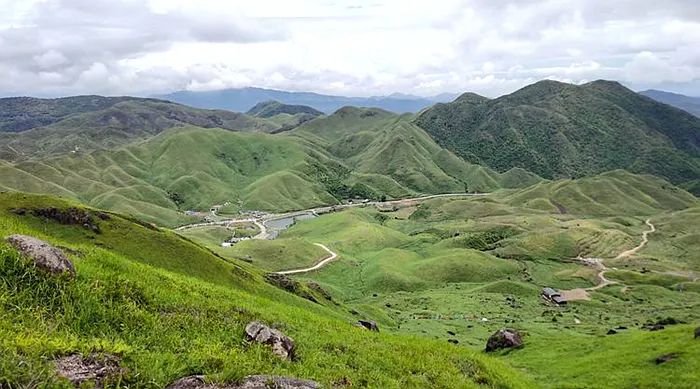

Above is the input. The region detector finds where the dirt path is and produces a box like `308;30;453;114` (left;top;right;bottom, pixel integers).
560;219;655;301
615;219;655;259
274;243;338;275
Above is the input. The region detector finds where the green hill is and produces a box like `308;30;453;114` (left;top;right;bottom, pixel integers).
415;80;700;193
0;97;283;161
247;100;323;118
0;108;541;227
0;192;532;388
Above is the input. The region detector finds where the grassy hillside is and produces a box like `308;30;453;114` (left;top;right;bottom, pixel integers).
0;192;533;388
247;100;323;118
0;110;541;227
415;80;700;193
230;172;699;388
0;98;282;161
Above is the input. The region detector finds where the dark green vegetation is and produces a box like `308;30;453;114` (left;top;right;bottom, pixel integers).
0;192;532;388
415;80;700;194
0;96;290;161
247;100;323;118
0;107;539;227
242;171;700;388
641;90;700;118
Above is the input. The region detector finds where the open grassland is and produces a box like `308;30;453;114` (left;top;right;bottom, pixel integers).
235;172;700;388
0;192;533;388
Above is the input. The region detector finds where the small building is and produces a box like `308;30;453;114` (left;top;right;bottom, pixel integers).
541;287;567;305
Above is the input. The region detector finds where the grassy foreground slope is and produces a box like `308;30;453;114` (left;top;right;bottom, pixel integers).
241;172;700;388
0;192;532;388
415;80;700;192
0;109;541;227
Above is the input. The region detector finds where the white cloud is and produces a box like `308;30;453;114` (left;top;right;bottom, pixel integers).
0;0;698;97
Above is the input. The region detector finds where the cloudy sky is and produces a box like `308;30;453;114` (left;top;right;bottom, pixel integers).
0;0;699;97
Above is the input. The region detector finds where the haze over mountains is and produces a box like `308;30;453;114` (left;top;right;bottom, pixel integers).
640;90;700;118
156;87;457;114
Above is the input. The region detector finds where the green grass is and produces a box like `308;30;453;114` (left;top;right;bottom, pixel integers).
0;192;533;388
222;173;700;388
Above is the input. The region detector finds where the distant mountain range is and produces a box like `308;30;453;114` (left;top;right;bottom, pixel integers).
640;89;700;118
415;80;700;193
155;87;458;114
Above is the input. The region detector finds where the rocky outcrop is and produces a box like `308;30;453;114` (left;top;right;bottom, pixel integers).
55;353;123;387
357;320;379;332
485;328;523;352
31;207;107;233
6;234;75;276
166;375;320;389
244;322;296;360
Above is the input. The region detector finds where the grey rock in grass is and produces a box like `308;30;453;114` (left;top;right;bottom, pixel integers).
695;327;700;339
654;353;678;365
356;320;379;332
244;321;296;360
166;375;320;389
6;234;75;277
55;353;122;387
485;328;523;352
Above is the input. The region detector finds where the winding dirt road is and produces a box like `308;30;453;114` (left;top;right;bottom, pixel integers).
274;243;338;275
560;219;655;301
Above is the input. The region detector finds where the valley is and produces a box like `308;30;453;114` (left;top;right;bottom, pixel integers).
0;79;699;388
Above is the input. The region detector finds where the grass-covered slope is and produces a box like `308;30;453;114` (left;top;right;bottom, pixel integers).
0;192;532;388
239;171;699;388
247;100;323;118
0;98;282;161
415;80;700;192
0;109;541;227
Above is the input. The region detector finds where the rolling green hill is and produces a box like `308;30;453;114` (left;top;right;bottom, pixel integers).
241;171;699;388
0;108;541;227
0;97;283;161
415;80;700;193
247;100;323;118
0;192;533;388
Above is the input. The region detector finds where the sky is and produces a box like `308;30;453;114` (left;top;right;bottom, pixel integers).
0;0;699;98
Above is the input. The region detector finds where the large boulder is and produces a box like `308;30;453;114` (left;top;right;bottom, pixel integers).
357;320;379;332
166;375;320;389
244;322;295;360
485;328;523;352
6;234;75;277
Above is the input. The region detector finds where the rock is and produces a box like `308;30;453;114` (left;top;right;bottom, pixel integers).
6;235;75;277
654;353;678;365
448;339;459;344
55;353;122;387
357;320;379;332
447;330;456;336
244;321;295;360
166;375;320;389
485;328;523;352
642;324;665;331
695;327;700;339
607;329;618;335
31;207;103;233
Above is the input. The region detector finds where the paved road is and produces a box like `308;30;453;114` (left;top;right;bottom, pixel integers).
274;243;338;275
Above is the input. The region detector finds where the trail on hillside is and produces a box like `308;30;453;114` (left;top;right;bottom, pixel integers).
560;219;655;301
274;243;338;275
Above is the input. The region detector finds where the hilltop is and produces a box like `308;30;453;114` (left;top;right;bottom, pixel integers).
247;100;323;118
0;107;540;226
0;97;285;161
415;80;700;193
